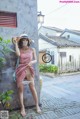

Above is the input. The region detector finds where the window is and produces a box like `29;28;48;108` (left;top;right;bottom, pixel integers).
50;51;54;64
51;55;54;64
0;11;17;28
60;52;66;57
69;55;73;62
69;55;74;62
69;55;71;62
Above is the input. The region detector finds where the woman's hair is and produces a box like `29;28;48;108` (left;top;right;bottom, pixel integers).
18;38;30;49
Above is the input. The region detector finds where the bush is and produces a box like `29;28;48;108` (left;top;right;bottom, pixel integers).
0;90;14;109
39;64;58;73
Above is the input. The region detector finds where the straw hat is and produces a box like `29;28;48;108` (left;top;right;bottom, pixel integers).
12;34;34;44
19;34;32;43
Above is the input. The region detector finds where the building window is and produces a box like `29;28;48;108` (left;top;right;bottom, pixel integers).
50;51;54;64
51;55;54;64
0;11;17;28
60;52;66;57
69;55;73;62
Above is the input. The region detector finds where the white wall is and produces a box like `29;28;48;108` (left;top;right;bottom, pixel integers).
49;48;59;66
59;47;80;62
58;47;80;71
39;38;58;65
39;38;56;50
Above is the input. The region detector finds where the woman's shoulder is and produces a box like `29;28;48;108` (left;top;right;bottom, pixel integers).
30;47;35;52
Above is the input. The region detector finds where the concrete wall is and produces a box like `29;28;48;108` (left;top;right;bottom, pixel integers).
0;0;40;110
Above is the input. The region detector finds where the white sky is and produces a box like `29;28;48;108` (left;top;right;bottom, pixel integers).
37;0;80;30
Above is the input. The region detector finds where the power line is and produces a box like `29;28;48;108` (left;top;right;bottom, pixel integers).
45;3;67;16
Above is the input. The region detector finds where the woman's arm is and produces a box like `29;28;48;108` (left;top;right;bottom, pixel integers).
32;48;37;64
28;48;37;66
13;37;20;56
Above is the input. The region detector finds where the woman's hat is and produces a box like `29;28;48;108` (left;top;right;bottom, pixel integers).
19;34;32;43
12;33;34;44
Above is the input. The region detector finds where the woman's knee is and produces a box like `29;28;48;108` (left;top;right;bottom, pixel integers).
18;83;24;92
29;82;35;90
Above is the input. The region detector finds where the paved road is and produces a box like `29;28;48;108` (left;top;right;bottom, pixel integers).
41;74;80;102
37;74;80;119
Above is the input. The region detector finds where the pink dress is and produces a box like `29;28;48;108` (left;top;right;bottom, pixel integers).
16;48;35;87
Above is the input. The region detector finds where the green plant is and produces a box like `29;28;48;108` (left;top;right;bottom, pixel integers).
0;37;15;72
0;37;15;82
0;37;14;54
0;90;14;109
0;37;14;109
0;58;6;70
39;64;58;73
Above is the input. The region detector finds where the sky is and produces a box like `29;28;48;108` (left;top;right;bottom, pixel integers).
37;0;80;30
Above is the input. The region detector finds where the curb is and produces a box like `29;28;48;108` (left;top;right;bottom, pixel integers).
40;71;80;78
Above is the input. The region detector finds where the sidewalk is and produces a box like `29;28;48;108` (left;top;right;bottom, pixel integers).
40;71;80;78
9;73;80;119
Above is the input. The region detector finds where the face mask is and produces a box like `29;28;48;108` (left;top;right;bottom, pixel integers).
22;40;28;46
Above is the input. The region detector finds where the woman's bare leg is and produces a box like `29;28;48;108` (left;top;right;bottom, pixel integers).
28;77;41;113
25;68;41;113
18;83;26;116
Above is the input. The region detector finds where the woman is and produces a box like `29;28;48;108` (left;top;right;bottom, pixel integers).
12;34;41;117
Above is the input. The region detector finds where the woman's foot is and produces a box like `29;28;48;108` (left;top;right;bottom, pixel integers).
36;105;41;114
20;107;26;117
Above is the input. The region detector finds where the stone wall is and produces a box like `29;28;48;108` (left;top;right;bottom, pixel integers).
0;0;40;110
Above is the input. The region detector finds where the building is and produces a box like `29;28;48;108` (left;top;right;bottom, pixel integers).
60;28;80;43
39;26;80;73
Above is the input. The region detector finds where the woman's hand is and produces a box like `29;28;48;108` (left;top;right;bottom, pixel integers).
28;60;37;67
28;61;33;67
12;37;17;44
12;37;20;56
12;37;19;45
